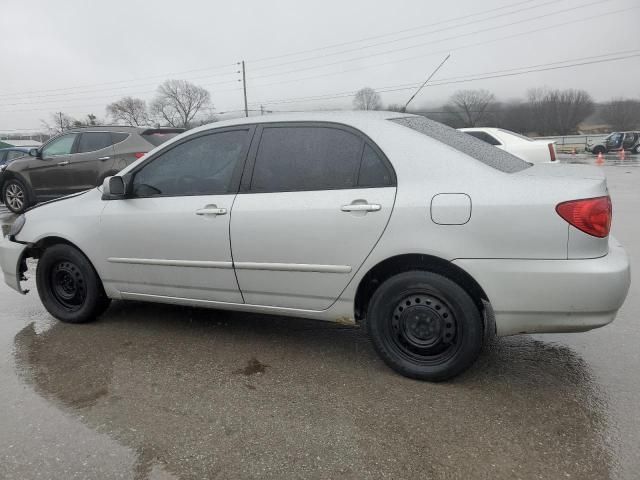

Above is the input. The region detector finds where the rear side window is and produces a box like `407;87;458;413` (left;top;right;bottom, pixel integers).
132;130;248;197
112;133;129;144
391;117;530;173
251;126;363;192
77;132;112;153
142;132;182;147
465;131;501;146
358;144;393;187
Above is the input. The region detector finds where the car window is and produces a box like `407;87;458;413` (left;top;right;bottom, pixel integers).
112;132;129;144
251;126;363;192
465;131;502;146
132;130;248;197
77;132;113;153
391;117;530;173
6;150;28;161
358;144;393;187
41;134;78;157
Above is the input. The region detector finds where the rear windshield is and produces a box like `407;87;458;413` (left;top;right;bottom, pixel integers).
390;117;531;173
141;132;182;147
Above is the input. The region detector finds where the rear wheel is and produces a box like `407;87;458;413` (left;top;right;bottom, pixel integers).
36;244;110;323
592;146;606;155
366;271;483;381
633;145;640;155
2;179;30;213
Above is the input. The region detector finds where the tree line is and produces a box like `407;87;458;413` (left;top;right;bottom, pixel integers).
353;86;640;136
24;80;640;138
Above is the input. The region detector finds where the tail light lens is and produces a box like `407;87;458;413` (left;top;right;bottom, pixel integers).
556;196;612;238
134;152;146;159
548;143;556;162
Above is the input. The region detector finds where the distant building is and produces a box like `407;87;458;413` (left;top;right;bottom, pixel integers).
0;139;42;147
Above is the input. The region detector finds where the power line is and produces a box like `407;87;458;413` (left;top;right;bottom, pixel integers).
248;0;562;73
247;0;542;64
247;0;613;82
248;52;640;107
245;3;638;92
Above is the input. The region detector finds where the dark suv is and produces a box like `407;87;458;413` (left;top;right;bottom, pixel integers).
1;126;183;213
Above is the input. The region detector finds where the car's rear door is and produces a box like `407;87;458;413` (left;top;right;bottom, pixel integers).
67;132;116;191
98;127;253;303
230;122;396;310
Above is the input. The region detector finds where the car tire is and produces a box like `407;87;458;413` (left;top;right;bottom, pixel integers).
36;244;111;324
366;271;483;381
2;178;30;213
633;145;640;155
592;146;606;155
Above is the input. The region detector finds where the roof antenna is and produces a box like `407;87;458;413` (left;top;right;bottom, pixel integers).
401;54;451;113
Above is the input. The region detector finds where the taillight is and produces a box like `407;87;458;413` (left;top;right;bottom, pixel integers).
548;143;556;162
134;152;146;159
556;196;612;238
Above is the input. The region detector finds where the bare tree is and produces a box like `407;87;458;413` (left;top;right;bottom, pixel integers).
40;112;76;134
600;97;640;131
443;89;496;127
386;103;405;112
150;80;212;128
353;87;382;110
107;97;149;126
527;88;594;135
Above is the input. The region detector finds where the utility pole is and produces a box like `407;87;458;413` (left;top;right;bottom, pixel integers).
402;54;451;113
241;60;248;118
260;105;265;116
58;112;64;132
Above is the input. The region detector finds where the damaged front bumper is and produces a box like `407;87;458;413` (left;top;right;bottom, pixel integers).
0;235;28;294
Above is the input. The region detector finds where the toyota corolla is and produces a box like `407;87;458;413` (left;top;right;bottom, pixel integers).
0;112;631;381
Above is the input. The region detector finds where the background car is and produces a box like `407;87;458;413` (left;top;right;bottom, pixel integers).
459;127;557;163
586;131;640;154
0;147;37;207
0;126;183;213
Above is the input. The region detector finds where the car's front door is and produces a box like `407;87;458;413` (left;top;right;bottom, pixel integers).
28;133;79;199
98;127;253;303
230;123;396;310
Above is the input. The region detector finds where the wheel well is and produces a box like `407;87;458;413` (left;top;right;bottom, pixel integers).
354;254;490;323
26;236;83;259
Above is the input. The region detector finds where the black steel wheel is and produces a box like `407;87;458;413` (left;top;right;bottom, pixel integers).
37;244;110;323
367;271;483;381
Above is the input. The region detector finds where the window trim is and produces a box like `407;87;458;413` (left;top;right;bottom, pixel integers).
239;121;396;194
125;125;256;199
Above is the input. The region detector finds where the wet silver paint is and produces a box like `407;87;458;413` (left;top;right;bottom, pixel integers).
0;153;638;479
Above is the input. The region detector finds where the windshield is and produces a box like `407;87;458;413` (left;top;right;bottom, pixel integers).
391;117;531;173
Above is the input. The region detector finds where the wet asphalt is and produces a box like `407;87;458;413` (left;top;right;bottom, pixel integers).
0;153;638;480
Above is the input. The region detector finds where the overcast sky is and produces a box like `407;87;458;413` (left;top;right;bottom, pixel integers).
1;0;638;131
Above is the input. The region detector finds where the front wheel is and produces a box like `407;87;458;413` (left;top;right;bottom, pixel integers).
36;244;111;323
2;179;30;213
367;271;483;381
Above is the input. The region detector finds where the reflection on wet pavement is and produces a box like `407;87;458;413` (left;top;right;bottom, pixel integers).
12;301;612;479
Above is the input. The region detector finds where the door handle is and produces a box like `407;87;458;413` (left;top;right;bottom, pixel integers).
341;203;381;212
98;156;111;161
195;205;227;216
57;161;70;166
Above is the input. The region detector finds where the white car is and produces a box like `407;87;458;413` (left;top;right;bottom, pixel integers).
0;112;630;381
459;127;557;163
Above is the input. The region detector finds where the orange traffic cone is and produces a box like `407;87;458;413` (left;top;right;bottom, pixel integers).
596;152;604;165
618;149;625;161
572;147;577;155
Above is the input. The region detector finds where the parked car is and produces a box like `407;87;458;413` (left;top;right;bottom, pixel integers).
586;131;640;154
459;127;557;163
0;112;630;381
0;126;184;213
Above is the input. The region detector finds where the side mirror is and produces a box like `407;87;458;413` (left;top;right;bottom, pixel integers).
29;148;41;158
102;176;126;200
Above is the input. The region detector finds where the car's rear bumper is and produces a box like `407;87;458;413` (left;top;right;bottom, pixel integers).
453;237;631;336
0;236;28;294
